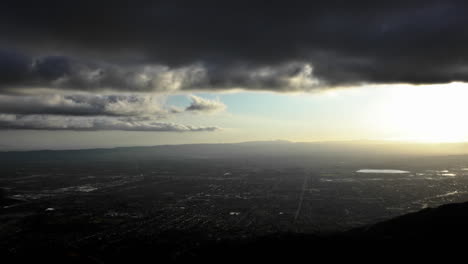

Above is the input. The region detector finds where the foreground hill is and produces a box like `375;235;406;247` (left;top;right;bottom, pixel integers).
189;201;468;261
343;201;468;240
4;200;467;263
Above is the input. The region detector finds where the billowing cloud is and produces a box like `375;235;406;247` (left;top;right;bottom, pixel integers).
0;51;320;92
0;93;224;131
0;94;169;117
0;93;226;116
0;52;207;92
0;114;219;132
2;0;468;91
185;95;226;113
2;1;467;133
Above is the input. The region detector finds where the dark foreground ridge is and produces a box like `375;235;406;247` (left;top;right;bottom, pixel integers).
3;200;468;263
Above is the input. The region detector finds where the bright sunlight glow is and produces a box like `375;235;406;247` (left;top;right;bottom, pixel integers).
379;82;468;142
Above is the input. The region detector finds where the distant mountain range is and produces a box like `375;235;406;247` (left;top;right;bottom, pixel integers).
3;140;468;160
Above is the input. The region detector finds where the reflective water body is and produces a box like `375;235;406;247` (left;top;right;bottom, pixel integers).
356;169;410;174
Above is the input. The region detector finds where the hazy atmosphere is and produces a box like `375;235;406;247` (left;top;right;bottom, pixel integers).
2;1;468;262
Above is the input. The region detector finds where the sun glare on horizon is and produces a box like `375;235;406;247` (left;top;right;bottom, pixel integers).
379;82;468;143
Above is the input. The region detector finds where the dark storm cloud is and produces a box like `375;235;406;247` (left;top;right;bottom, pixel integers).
0;50;319;92
0;50;207;92
1;0;468;90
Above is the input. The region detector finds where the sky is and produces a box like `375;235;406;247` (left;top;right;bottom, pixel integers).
1;1;468;150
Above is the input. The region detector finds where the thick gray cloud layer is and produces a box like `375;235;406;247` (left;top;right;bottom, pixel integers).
1;0;468;91
0;52;207;92
0;1;466;132
0;52;320;92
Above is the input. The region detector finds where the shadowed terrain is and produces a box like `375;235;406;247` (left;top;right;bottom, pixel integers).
1;141;468;262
